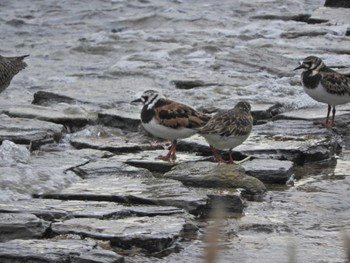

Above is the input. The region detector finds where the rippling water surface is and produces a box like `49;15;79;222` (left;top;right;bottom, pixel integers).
1;0;350;262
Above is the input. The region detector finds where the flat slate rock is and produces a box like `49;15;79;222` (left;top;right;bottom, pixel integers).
42;175;208;215
70;156;154;178
98;108;141;132
69;135;163;153
324;0;350;8
309;6;350;24
242;120;341;164
242;159;294;184
52;215;193;252
30;148;113;172
0;213;49;242
164;161;266;195
119;150;209;173
0;199;186;221
0;239;123;263
0;166;79;201
4;104;97;127
0;115;64;147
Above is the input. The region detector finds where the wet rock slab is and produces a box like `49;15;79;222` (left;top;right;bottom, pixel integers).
0;239;123;263
98;108;140;131
164;161;266;195
244;120;341;164
309;6;350;24
69;156;154;178
69;134;162;153
0;213;49;242
30;148;113;173
3;104;97;128
242;159;294;184
0;115;64;146
0;199;186;221
52;215;194;252
325;0;350;8
119;150;209;173
41;175;208;215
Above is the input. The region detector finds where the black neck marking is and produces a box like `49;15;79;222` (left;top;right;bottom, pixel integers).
302;71;322;89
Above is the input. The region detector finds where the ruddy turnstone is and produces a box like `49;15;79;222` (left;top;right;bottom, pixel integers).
198;101;253;164
132;89;210;161
294;56;350;128
0;54;29;93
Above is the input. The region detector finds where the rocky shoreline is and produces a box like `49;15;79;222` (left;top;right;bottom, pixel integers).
0;87;348;262
1;1;350;262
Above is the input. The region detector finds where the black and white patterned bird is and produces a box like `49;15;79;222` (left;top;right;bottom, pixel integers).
294;56;350;128
132;89;210;161
0;54;29;93
198;101;253;164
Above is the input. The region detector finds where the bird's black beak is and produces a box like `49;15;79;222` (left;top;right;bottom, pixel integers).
294;62;305;71
131;98;142;104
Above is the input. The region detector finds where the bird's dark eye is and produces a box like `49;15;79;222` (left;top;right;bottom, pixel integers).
142;96;148;101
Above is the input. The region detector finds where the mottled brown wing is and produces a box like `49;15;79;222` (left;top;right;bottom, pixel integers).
321;71;350;95
0;55;28;93
154;99;210;129
200;108;253;137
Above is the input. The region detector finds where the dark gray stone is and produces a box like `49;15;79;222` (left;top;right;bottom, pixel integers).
0;239;123;263
52;215;195;252
171;79;207;89
69;134;162;154
281;29;328;39
325;0;350;8
0;199;186;221
98;108;141;132
245;120;342;164
0;115;64;148
41;175;208;215
251;14;311;22
70;156;154;178
32;90;87;106
0;213;49;241
242;159;294;184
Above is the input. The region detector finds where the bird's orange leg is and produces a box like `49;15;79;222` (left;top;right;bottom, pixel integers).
160;140;177;161
324;105;332;128
210;145;226;163
227;148;236;164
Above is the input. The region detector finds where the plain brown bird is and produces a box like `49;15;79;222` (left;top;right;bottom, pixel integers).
0;54;29;93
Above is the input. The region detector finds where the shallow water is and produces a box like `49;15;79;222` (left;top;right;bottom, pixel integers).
1;0;350;262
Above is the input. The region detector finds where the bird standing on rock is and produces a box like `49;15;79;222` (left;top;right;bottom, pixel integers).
198;101;253;164
294;56;350;128
132;89;211;161
0;54;29;93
